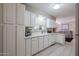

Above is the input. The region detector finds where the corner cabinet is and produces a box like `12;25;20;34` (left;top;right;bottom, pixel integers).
56;34;65;45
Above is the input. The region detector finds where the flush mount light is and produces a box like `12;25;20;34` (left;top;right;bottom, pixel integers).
53;4;60;9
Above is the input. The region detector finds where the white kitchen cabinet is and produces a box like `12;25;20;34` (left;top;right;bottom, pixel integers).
30;12;37;27
36;15;46;26
52;34;56;44
32;37;39;55
46;18;52;28
0;24;3;56
16;4;25;25
0;4;3;24
53;21;57;28
17;25;25;56
48;35;53;46
46;18;56;28
25;38;32;56
48;34;56;46
24;10;31;26
43;36;49;48
3;3;16;24
56;34;65;45
38;37;44;51
3;24;16;56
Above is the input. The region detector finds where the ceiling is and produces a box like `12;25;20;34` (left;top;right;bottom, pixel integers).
27;3;76;18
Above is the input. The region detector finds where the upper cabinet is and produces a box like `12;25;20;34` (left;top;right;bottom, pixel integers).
30;12;37;27
24;10;31;26
46;18;56;28
0;4;3;24
24;10;37;27
16;4;25;25
2;3;26;25
36;15;46;26
3;3;16;24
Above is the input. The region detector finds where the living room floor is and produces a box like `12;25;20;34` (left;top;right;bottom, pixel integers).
35;40;75;56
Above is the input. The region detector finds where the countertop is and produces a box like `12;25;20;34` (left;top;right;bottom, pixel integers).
25;32;64;39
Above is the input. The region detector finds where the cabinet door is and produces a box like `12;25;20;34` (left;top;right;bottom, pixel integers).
32;37;38;55
30;12;37;27
3;24;16;56
44;36;48;48
25;38;31;56
48;35;52;46
0;4;3;24
17;4;25;25
52;20;56;28
46;18;51;28
48;35;55;46
38;37;44;51
51;35;56;44
24;10;31;26
56;34;65;45
17;25;25;56
0;24;3;56
3;3;16;24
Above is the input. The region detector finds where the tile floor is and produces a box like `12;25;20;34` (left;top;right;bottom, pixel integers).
35;42;75;56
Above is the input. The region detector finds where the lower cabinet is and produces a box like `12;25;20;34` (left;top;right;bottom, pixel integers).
25;38;32;56
3;24;16;56
43;36;49;48
48;35;53;46
51;35;56;44
48;35;56;46
0;24;3;56
38;37;44;51
32;37;39;55
25;34;57;56
56;34;65;45
17;25;25;56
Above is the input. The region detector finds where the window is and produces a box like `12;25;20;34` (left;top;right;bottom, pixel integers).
62;24;69;30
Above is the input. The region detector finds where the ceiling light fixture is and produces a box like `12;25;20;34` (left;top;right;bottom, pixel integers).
53;4;60;10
